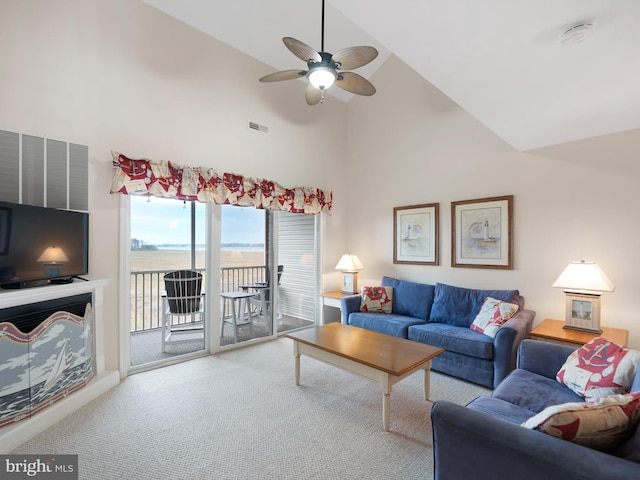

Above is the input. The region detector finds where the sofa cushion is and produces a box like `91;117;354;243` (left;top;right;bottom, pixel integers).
493;369;585;413
359;286;393;313
467;395;537;425
522;392;640;451
470;297;520;337
431;351;494;388
408;323;494;359
557;337;640;399
347;312;426;338
381;276;435;320
429;283;520;327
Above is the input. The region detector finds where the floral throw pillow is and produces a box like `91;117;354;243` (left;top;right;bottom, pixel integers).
469;297;519;338
359;286;393;314
556;337;640;399
522;392;640;451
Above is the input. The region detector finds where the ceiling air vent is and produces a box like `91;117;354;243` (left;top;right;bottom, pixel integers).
249;121;269;134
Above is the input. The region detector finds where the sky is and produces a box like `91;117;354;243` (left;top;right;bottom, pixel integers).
130;196;265;246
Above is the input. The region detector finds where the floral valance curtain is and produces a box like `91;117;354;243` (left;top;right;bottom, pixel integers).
110;151;332;214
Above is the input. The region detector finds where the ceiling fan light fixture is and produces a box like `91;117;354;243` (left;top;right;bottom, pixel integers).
308;66;336;90
259;0;377;104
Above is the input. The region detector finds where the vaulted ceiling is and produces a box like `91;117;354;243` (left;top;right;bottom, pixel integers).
142;0;640;152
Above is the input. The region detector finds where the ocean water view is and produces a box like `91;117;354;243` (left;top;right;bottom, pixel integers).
154;244;264;253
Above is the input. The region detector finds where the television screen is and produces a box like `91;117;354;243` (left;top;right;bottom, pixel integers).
0;201;89;288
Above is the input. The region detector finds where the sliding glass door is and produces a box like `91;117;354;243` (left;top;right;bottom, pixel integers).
125;198;321;363
218;207;319;347
219;206;269;346
129;196;206;367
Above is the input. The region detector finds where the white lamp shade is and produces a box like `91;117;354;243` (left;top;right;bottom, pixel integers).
37;246;69;264
308;67;336;90
335;254;364;272
552;261;615;294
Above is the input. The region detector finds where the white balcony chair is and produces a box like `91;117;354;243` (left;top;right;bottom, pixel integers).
247;265;283;327
161;270;205;352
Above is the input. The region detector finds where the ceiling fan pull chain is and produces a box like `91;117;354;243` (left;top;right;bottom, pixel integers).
320;0;325;52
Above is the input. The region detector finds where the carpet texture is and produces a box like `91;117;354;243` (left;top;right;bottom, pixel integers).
12;338;490;479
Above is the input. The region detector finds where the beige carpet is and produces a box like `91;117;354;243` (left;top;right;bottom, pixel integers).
12;338;490;479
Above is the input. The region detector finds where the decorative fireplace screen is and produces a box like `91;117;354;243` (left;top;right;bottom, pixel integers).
0;293;95;428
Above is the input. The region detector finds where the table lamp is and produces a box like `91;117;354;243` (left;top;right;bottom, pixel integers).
38;246;69;278
335;254;364;294
552;260;615;333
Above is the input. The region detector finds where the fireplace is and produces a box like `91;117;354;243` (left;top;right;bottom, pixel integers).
0;279;118;452
0;293;95;428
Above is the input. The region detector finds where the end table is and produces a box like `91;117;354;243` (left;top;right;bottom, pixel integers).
319;291;351;324
530;318;629;347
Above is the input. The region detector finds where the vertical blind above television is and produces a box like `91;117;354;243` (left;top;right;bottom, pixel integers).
0;129;88;211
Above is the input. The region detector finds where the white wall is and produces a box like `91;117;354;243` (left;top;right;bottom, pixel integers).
347;54;640;349
0;0;349;370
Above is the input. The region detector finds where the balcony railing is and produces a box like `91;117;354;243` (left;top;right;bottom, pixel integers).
130;266;266;333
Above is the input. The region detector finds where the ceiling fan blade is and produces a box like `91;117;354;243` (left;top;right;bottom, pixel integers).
259;69;307;83
336;72;376;96
283;37;322;64
305;84;323;106
332;46;378;70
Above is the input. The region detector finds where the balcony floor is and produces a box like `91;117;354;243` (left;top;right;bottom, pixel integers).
130;314;314;366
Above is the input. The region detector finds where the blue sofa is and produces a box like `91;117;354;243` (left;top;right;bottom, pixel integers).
431;340;640;479
341;276;536;388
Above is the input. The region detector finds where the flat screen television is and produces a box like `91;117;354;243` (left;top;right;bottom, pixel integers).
0;201;89;289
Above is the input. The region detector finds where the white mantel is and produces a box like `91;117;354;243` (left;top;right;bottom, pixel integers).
0;278;120;452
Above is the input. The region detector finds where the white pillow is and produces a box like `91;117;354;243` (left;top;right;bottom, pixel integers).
522;392;640;451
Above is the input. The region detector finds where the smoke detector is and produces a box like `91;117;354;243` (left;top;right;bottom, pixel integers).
561;20;595;46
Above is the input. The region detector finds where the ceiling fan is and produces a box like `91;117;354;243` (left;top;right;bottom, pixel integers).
259;0;378;105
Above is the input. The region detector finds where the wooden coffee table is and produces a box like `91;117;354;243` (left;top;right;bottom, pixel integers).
285;323;444;431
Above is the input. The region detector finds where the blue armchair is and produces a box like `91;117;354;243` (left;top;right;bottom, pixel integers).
431;340;640;479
